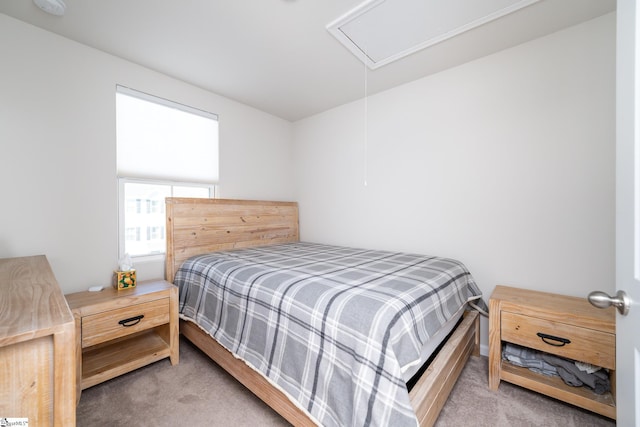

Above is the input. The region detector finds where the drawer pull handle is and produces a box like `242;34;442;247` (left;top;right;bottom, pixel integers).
537;332;571;347
118;314;144;327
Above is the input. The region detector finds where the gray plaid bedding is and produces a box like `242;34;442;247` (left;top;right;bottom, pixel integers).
175;242;484;427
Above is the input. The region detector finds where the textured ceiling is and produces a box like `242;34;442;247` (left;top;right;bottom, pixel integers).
0;0;616;121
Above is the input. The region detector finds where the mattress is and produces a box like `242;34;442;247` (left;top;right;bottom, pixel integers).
175;242;484;427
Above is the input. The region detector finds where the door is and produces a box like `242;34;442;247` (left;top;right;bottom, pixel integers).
616;0;640;425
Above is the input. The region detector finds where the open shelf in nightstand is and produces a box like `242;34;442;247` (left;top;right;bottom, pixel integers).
81;328;172;389
500;359;616;412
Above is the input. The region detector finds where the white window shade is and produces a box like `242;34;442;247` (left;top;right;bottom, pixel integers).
116;85;219;184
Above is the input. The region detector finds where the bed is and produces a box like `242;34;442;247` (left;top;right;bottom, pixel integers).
165;197;483;426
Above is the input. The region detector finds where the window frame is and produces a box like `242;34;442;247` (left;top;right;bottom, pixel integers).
117;177;216;262
115;85;219;262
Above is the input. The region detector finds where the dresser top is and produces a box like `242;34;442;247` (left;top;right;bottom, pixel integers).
0;255;74;346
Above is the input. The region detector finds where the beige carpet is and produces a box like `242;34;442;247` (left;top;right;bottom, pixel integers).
76;337;615;426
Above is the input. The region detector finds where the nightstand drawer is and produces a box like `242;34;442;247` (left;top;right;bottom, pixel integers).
501;311;615;369
81;298;170;348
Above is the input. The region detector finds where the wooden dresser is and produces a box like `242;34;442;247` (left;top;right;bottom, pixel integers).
488;285;616;419
0;255;76;426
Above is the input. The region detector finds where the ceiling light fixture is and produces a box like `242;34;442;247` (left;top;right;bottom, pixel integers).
33;0;66;16
327;0;540;69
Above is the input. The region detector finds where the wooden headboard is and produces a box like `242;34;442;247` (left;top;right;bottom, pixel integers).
165;198;299;283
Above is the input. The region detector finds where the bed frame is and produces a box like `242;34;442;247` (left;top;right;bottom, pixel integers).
165;197;480;426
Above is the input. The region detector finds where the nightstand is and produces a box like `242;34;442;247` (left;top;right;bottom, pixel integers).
66;279;179;401
488;285;616;419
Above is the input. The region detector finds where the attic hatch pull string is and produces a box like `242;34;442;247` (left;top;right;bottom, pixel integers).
363;47;369;188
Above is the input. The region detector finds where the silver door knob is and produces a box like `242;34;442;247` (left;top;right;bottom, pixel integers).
588;290;630;316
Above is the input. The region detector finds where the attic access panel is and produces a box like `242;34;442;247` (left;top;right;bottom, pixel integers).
327;0;540;69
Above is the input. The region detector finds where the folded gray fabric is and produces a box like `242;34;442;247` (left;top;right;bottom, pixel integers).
542;353;611;394
553;365;584;387
502;343;558;377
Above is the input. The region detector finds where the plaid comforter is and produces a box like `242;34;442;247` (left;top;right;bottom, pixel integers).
175;242;483;427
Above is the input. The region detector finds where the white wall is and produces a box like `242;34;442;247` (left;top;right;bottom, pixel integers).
0;14;294;293
292;13;616;352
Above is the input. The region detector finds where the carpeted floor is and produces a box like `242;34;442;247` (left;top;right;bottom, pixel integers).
76;337;615;426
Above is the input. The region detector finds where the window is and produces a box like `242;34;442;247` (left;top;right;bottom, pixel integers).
116;86;218;258
118;180;212;256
